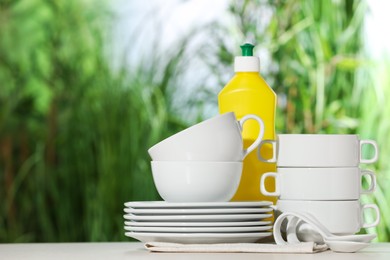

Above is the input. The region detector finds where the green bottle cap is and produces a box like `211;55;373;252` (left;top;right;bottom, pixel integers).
240;43;254;56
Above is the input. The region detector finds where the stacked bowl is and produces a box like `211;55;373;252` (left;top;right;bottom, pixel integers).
147;112;265;203
258;134;380;241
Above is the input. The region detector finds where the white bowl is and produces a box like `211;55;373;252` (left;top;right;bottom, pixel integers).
148;112;264;161
151;161;243;202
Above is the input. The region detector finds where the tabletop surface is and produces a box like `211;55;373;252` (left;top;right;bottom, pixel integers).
1;242;390;260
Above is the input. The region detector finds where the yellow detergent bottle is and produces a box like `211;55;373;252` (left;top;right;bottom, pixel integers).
218;43;277;202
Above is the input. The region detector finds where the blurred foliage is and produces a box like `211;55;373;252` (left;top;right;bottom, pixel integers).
358;58;390;242
207;0;367;134
0;0;389;242
0;0;191;242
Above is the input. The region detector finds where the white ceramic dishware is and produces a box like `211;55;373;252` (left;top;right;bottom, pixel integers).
124;225;273;233
151;161;242;202
258;134;378;167
124;213;272;222
148;112;265;161
124;207;272;215
324;240;370;253
124;220;272;227
277;212;376;243
260;167;376;200
125;231;272;244
124;201;273;209
275;200;380;235
273;212;374;253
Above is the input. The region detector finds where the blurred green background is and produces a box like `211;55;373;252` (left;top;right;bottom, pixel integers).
1;0;389;242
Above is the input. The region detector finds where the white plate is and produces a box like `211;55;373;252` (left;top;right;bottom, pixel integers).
125;201;273;209
124;207;273;215
124;225;273;233
125;231;272;243
124;213;272;222
124;220;272;227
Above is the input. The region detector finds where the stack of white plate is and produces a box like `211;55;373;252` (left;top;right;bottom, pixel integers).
124;201;274;243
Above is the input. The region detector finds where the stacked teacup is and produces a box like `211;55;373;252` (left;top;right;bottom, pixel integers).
258;134;380;241
148;112;265;203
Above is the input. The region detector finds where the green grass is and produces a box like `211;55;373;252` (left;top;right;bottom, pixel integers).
0;0;193;242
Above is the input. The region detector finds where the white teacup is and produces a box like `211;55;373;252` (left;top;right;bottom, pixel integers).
148;112;265;161
260;167;376;200
275;200;380;235
258;134;378;167
151;161;243;202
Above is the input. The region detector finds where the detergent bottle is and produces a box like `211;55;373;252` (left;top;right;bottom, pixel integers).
218;43;277;202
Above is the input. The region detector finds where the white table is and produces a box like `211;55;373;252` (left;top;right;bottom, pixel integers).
1;242;390;259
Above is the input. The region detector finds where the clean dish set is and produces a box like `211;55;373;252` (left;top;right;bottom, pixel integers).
258;134;380;252
124;112;275;243
124;44;381;253
260;135;380;239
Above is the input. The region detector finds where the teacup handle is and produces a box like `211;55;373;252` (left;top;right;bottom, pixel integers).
360;169;376;194
240;115;265;159
260;172;280;196
360;140;379;164
257;140;277;163
362;204;380;228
